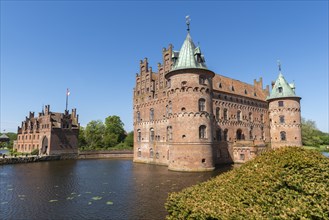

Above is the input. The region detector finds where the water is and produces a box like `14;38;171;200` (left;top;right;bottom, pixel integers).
0;159;232;220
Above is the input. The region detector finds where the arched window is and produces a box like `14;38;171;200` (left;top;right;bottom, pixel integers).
216;129;222;141
137;148;141;157
168;101;172;114
216;107;220;120
237;110;241;122
137;129;141;142
223;108;228;120
150;148;154;158
236;129;242;140
279;115;285;124
167;126;172;141
199;76;206;84
249;127;253;140
137;111;141;123
199;99;205;111
199;125;206;139
224;129;228;141
150;128;154;142
150;108;154;121
280;131;286;141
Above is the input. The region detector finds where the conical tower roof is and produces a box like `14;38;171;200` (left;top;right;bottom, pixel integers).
267;71;299;101
171;32;207;71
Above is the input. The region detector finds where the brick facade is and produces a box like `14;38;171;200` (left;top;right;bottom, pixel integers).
133;30;302;171
14;105;79;157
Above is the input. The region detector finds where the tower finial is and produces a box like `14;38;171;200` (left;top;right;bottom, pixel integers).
185;15;191;32
277;60;282;72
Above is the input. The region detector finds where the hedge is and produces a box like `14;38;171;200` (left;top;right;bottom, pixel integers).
166;147;329;219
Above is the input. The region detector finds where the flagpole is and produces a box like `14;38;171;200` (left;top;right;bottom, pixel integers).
66;88;69;112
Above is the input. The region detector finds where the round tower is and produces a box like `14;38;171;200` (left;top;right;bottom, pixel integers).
165;21;215;171
267;65;302;149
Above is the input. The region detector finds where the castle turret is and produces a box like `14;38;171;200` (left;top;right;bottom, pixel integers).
267;63;302;148
165;18;215;171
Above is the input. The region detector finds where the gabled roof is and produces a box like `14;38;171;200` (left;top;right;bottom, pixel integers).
267;72;298;101
171;32;207;71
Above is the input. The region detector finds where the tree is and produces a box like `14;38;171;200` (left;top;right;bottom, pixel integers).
104;115;126;148
0;132;17;149
124;131;134;148
85;120;105;149
78;126;87;149
302;118;327;147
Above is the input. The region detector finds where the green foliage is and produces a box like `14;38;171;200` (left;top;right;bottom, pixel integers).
31;148;39;155
124;131;134;148
0;132;17;149
302;118;329;147
79;116;132;151
166;147;329;219
85;120;105;149
104;115;126;147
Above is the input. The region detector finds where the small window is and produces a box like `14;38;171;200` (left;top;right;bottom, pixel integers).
278;101;284;107
244;89;248;94
219;83;222;88
240;154;245;160
150;108;154;121
224;129;228;141
279;115;285;124
199;76;206;84
216;129;222;141
199;99;206;111
150;128;154;142
248;112;252;121
249;127;253;140
278;87;283;93
223;108;228;120
260;114;264;123
199;125;206;139
181;81;187;87
137;111;141;123
231;86;235;91
280;131;286;141
216;107;220;120
137;129;141;142
150;148;154;158
237;110;242;122
168;101;172;114
167;126;172;140
167;79;171;88
138;148;141;157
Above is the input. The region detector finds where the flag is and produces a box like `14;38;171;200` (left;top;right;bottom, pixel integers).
66;88;70;96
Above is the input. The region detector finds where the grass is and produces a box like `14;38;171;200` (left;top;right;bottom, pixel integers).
303;145;329;152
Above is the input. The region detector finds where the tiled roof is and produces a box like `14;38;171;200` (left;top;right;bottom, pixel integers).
267;72;298;100
171;32;207;71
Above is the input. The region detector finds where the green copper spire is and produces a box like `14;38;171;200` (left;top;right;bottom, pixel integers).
267;62;298;101
171;17;207;71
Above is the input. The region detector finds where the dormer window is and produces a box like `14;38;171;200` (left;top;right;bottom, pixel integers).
219;83;222;88
199;76;206;85
278;87;283;93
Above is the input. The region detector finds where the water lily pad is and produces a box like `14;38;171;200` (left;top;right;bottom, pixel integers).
49;200;58;203
66;197;74;200
91;196;102;201
1;202;8;205
106;201;113;205
88;202;92;205
18;195;26;198
71;192;76;195
8;188;13;191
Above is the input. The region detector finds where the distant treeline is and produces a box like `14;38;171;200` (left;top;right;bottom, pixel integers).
302;118;329;147
78;115;133;151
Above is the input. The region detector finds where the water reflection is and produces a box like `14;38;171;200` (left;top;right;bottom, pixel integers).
0;159;232;220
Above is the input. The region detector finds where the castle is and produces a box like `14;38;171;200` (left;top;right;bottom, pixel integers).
13;105;79;157
133;22;302;171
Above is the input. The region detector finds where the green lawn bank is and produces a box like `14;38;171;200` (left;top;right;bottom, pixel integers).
166;147;329;219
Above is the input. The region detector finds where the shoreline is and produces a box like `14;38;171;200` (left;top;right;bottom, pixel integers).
0;150;133;165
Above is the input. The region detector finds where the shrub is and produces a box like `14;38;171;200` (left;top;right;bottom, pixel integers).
31;149;39;155
166;147;329;219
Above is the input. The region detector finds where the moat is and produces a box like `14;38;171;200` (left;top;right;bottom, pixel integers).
0;159;232;220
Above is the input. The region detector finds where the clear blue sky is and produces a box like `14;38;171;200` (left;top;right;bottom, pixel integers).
1;1;328;133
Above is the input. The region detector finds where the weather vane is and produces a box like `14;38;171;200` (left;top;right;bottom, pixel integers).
277;60;282;72
186;15;191;32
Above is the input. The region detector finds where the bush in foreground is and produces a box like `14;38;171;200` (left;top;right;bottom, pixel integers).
166;147;329;219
